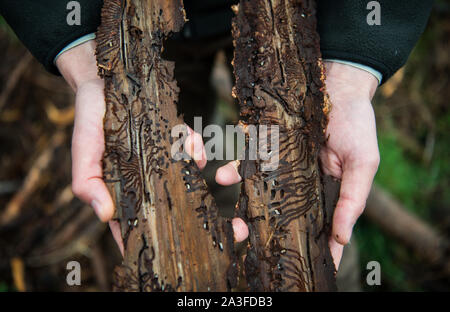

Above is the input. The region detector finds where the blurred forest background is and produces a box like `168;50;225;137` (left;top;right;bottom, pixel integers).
0;2;449;291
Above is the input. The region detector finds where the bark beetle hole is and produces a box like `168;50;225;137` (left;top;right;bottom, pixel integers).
127;218;138;228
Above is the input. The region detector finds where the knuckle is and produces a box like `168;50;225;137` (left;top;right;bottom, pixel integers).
368;154;380;169
359;152;380;171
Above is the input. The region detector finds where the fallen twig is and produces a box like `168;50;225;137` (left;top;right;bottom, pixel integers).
0;52;33;113
0;131;66;227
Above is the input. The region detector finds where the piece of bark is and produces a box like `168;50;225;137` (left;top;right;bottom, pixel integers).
96;0;236;291
232;0;338;291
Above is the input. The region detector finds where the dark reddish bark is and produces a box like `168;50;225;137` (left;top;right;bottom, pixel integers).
231;0;338;291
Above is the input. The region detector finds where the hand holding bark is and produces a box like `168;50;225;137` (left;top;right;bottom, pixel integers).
216;61;380;270
320;61;380;268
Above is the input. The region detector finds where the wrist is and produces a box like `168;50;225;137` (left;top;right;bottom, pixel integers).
56;40;99;92
324;61;378;100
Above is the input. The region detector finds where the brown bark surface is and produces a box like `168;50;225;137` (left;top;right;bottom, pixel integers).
232;0;338;291
95;0;236;291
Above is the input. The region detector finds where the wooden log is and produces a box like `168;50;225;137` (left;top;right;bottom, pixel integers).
95;0;236;291
232;0;338;291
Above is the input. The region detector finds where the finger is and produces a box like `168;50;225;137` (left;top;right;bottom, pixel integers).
109;220;124;257
232;218;249;242
216;161;242;186
71;80;114;222
332;159;378;245
328;236;344;270
184;126;207;170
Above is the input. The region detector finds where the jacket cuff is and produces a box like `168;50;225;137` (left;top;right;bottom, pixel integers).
54;33;96;65
324;59;383;85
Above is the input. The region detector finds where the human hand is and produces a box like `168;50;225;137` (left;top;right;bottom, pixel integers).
215;61;380;269
319;61;379;268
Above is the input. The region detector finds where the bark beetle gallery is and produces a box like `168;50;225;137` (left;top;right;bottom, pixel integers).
95;0;340;292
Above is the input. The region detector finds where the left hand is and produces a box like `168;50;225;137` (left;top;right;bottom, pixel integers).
56;41;209;256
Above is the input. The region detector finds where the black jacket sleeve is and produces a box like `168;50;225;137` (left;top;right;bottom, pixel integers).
317;0;433;82
0;0;103;75
0;0;434;82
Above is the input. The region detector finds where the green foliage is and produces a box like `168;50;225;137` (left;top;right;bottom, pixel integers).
356;131;424;291
354;6;450;290
0;16;18;41
0;281;9;292
356;96;450;292
375;132;434;218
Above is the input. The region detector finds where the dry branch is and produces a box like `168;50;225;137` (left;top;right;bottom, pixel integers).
0;131;66;227
366;185;450;276
0;52;33;113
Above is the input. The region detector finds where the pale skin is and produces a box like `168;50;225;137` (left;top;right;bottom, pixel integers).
57;40;379;268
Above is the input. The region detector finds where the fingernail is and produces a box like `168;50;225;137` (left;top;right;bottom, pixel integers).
346;224;355;244
232;161;242;181
91;199;103;218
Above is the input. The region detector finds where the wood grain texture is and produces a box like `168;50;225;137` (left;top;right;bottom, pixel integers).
232;0;338;291
96;0;339;292
96;0;236;291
